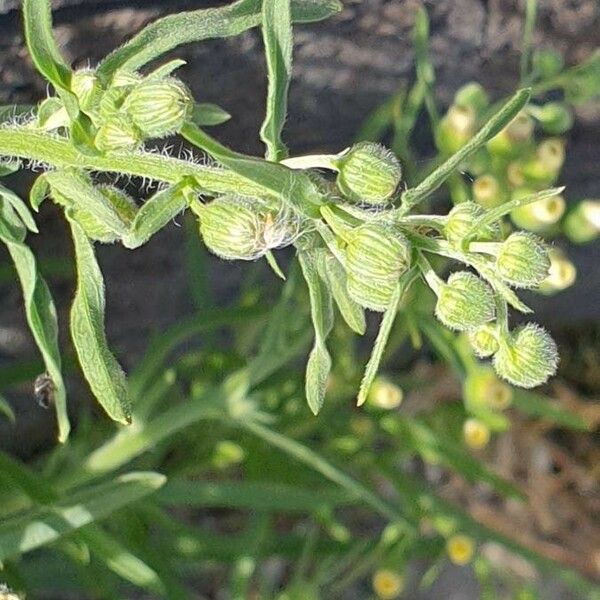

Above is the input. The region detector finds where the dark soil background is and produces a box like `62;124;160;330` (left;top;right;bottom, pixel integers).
0;0;599;454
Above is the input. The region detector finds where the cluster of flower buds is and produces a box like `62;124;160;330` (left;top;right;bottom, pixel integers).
38;66;194;153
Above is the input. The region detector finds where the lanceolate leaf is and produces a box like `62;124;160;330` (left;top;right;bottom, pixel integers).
298;251;334;415
97;0;342;78
0;195;70;441
260;0;293;161
69;218;131;425
192;103;232;127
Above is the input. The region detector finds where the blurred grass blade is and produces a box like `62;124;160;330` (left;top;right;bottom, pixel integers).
260;0;293;161
0;472;165;561
299;251;333;414
511;389;588;430
0;451;58;505
0;393;15;422
0;196;69;441
357;269;417;406
77;525;167;597
98;0;341;78
399;88;531;213
69;218;131;425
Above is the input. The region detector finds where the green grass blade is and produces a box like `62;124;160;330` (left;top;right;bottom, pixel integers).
0;197;69;441
0;393;15;422
69;218;131;425
97;0;341;78
511;389;588;430
0;451;58;505
260;0;293;161
0;472;165;562
299;250;333;414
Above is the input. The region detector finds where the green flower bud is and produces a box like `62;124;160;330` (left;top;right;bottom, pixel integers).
510;189;565;232
537;248;576;294
95;114;142;153
367;377;403;409
98;71;142;120
472;174;508;209
496;232;550;288
345;224;411;312
335;142;401;205
70;68;103;113
434;272;495;331
563;200;600;244
506;161;526;189
437;104;476;155
464;366;513;411
533;102;573;135
486;112;533;157
532;49;564;79
454;82;489;114
493;324;558;388
124;77;193;138
521;138;565;184
468;324;500;358
444;202;500;246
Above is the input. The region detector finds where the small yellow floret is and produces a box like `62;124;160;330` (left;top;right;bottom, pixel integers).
447;534;476;565
372;569;404;599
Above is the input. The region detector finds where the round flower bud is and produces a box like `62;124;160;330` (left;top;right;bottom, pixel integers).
534;102;573;135
434;272;495;331
437;104;476;155
468;324;500;358
496;232;550;288
444;202;500;246
563;200;600;244
70;68;103;113
372;569;404;600
532;49;564;79
510;191;566;232
335;142;401;205
368;377;403;409
95;113;142;153
538;248;576;294
472;174;508;209
522;138;565;184
212;440;245;469
506;161;526;188
446;534;475;566
463;418;490;449
464;367;513;411
199;196;274;261
454;82;489;114
345;224;412;312
493;324;558;388
124;77;193;138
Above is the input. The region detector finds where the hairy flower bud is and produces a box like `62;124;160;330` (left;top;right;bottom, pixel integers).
335;142;401;205
496;232;550;288
472;174;508;209
463;418;490;449
70;68;103;113
467;324;500;358
538;248;577;294
444;202;500;246
434;272;495;331
493;324;558;388
124;77;193;138
563;200;600;244
95;114;142;153
345;224;411;311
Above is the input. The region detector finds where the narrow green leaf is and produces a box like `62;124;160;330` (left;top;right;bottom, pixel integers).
0;394;15;423
265;250;286;280
260;0;293;161
399;88;532;213
357;269;417;406
191;103;232;127
0;472;165;561
29;174;50;212
298;251;333;414
318;252;366;335
97;0;342;78
0;451;58;505
0;197;69;441
77;525;166;596
146;59;187;81
0;184;38;233
69;218;131;424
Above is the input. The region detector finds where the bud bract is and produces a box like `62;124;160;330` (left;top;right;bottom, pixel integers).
538;248;576;294
463;418;490;449
467;324;499;358
335;142;401;205
124;77;193;138
345;224;411;311
434;271;495;331
95;113;142;153
446;534;475;565
563;200;600;244
444;202;500;246
493;323;558;388
199;196;277;261
472;174;508;209
496;232;550;288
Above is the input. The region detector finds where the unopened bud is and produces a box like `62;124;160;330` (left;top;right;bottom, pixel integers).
335;142;402;205
510;190;565;232
437;104;476;155
70;68;103;113
454;82;489;114
444;202;500;246
434;272;495;331
463;418;490;449
447;534;476;565
496;232;550;288
538;248;576;294
368;377;403;409
563;200;600;244
533;102;573;135
467;324;500;358
464;366;513;411
522;138;565;184
95;113;142;153
472;174;508;209
493;324;558;388
345;224;412;312
532;49;564;79
486;112;533;157
124;77;193;138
